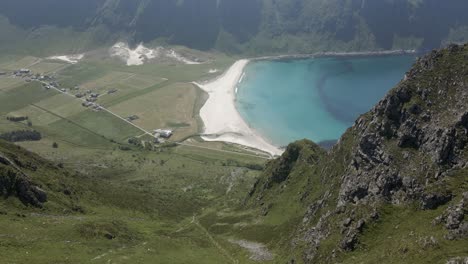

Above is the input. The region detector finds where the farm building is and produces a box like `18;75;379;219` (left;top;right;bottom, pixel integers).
154;129;173;138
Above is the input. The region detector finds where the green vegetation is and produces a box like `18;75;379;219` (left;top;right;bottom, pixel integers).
2;1;468;56
0;8;467;261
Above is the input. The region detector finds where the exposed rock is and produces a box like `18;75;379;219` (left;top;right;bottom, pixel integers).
250;44;468;263
342;218;352;227
418;236;439;249
104;233;115;240
421;193;452;210
340;231;358;251
1;165;48;208
446;256;468;264
436;192;468;240
446;208;464;230
16;178;48;207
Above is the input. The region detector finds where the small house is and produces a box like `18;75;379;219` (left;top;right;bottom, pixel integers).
154;129;173;138
82;102;93;107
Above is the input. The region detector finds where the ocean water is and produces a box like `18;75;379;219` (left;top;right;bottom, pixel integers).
235;55;416;147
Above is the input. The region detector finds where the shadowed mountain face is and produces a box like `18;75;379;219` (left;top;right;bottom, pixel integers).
1;0;468;54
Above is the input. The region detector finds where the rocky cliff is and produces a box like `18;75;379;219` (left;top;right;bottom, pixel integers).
248;44;468;263
1;0;468;55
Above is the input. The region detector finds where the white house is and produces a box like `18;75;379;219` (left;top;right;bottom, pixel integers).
154;129;173;138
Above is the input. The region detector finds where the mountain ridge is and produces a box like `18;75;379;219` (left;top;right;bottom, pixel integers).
247;43;468;263
1;0;468;56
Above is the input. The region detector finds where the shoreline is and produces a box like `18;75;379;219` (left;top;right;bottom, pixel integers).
194;50;417;156
193;59;283;157
250;49;419;62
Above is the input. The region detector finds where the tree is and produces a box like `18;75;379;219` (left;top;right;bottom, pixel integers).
52;142;58;148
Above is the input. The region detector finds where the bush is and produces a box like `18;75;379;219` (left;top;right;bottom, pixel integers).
6;116;28;122
0;130;41;142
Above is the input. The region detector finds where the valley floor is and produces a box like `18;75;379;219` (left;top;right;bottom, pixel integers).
0;51;277;263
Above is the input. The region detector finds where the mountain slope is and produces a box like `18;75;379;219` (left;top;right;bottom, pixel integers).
1;0;468;55
247;44;468;263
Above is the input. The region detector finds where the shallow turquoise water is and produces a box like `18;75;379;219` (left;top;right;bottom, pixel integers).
235;55;416;147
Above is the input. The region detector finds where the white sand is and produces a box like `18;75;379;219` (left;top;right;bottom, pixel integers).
110;42;157;66
110;42;201;66
48;54;84;64
195;60;283;157
167;49;201;65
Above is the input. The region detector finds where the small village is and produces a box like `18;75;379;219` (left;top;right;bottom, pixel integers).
2;67;174;145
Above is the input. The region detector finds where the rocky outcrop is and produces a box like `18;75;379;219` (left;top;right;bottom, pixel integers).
434;192;468;240
339;44;468;207
0;166;47;208
252;44;468;263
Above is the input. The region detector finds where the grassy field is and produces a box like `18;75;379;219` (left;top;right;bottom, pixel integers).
0;52;283;263
0;56;41;70
109;82;199;141
0;76;23;91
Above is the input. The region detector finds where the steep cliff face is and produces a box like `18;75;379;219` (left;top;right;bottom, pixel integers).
1;0;468;55
248;44;468;263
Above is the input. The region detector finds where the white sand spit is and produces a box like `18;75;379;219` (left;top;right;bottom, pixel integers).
194;60;283;157
48;54;84;64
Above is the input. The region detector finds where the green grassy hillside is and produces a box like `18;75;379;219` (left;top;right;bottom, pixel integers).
246;44;468;263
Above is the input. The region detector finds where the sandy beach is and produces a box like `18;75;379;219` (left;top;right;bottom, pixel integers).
194;60;283;157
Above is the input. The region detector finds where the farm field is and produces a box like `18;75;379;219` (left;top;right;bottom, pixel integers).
0;53;236;148
109;82;200;141
0;52;277;263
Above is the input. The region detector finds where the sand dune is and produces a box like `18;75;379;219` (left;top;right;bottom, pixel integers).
48;54;84;64
110;42;201;66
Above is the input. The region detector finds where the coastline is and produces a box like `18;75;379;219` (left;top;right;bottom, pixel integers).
193;49;416;157
193;59;283;157
250;49;419;62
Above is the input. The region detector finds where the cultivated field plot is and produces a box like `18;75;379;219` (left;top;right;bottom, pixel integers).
0;76;24;92
109;82;199;140
118;73;167;89
10;93;85;126
29;61;67;74
0;82;56;114
0;56;41;70
49;109;142;143
79;71;135;90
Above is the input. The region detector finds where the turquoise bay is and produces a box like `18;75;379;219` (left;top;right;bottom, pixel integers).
235;55;416;147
